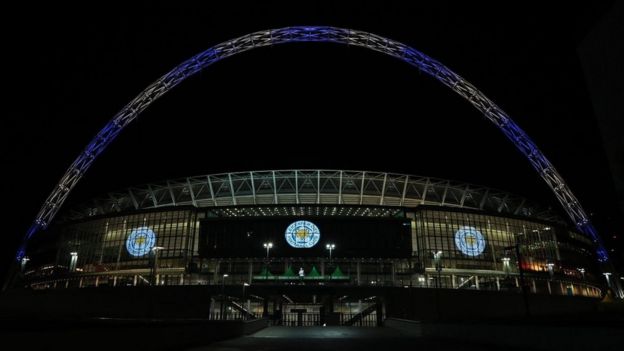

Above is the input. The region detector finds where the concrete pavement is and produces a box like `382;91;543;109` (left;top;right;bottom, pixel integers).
186;326;508;351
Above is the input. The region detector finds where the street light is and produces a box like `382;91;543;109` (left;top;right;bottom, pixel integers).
150;246;165;285
547;262;555;280
222;273;229;290
263;242;273;258
502;257;511;276
221;274;229;319
432;250;443;320
242;282;250;319
243;282;250;298
326;243;336;281
432;251;443;288
326;243;335;262
263;242;273;282
504;234;530;317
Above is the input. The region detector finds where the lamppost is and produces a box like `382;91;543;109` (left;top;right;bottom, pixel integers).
242;282;250;319
221;274;229;319
326;243;335;262
243;282;249;299
432;251;443;288
501;257;511;291
432;250;443;320
263;242;273;258
502;257;511;276
505;234;530;317
547;262;555;280
326;243;335;281
150;246;164;285
222;273;229;293
263;242;273;280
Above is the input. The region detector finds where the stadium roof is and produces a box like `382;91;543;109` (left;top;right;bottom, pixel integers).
65;170;560;222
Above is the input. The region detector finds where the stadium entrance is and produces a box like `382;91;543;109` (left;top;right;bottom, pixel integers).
209;287;384;327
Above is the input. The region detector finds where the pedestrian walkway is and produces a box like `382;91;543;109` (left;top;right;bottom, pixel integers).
186;326;507;351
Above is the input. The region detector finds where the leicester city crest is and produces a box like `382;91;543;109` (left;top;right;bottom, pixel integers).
126;227;156;257
285;220;320;248
454;226;486;256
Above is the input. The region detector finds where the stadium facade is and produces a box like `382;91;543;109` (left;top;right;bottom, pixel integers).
20;170;603;300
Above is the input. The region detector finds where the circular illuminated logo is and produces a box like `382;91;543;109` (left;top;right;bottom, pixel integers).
454;226;486;256
285;220;320;248
126;227;156;257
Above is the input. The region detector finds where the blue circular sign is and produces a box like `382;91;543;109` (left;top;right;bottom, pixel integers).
454;226;486;256
126;227;156;257
285;220;320;248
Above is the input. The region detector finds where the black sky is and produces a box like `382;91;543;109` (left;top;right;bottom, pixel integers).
3;1;622;280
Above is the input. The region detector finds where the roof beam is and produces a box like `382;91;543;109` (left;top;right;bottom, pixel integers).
228;173;237;205
206;175;216;206
166;180;176;206
400;175;409;206
127;188;139;210
187;178;197;207
379;173;387;205
250;172;256;205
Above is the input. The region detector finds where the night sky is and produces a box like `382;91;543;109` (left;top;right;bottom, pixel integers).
3;1;622;281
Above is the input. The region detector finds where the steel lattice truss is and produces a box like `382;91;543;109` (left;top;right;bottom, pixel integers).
18;26;608;263
65;170;558;222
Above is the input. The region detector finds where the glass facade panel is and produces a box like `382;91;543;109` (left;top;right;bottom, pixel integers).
22;205;603;299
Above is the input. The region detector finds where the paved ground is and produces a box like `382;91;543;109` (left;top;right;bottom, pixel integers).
186;326;505;351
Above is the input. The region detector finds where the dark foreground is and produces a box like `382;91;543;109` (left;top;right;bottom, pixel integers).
186;326;505;351
3;320;622;351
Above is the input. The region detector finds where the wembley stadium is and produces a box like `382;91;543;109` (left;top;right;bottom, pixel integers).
19;170;603;303
6;27;621;325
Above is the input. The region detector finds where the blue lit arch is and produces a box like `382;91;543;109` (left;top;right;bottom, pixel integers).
17;26;609;264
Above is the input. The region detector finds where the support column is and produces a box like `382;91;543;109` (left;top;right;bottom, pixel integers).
451;274;456;288
496;277;500;291
475;275;479;290
391;262;396;286
356;261;361;286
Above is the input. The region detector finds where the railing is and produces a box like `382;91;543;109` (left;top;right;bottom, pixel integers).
340;311;378;327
